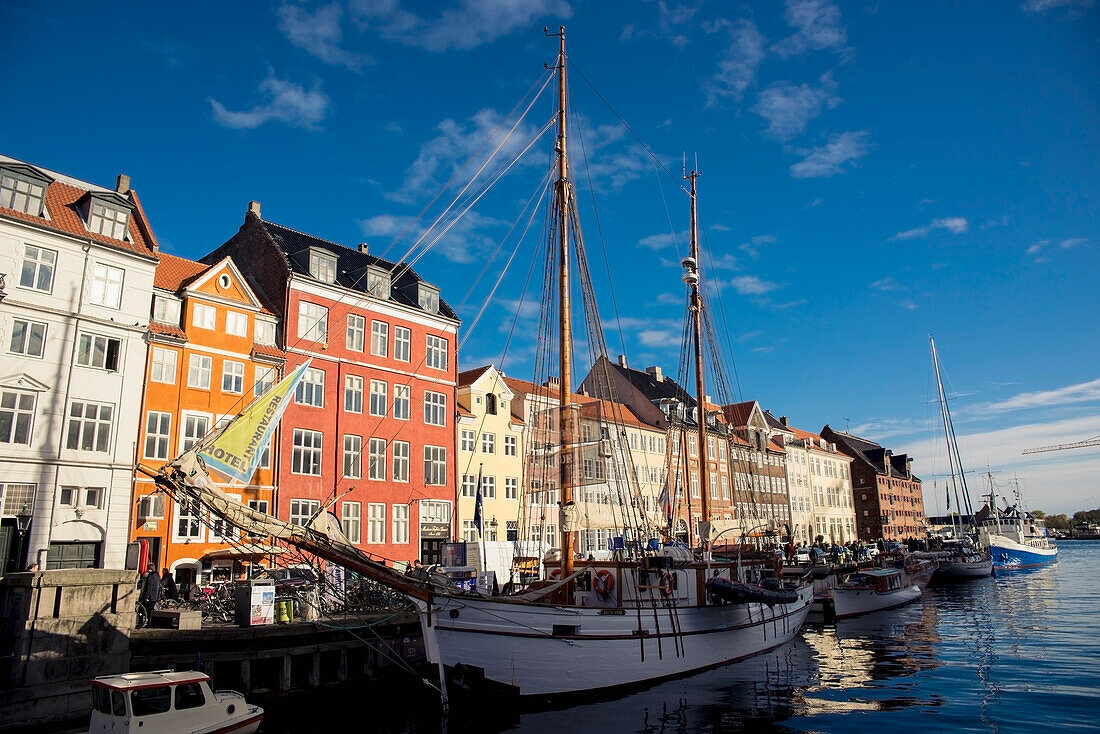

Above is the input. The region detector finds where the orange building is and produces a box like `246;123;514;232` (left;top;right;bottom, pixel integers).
132;253;285;590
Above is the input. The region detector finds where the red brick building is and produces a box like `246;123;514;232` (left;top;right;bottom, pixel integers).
203;202;459;565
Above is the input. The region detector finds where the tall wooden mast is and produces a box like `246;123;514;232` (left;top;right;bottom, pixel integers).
682;169;710;546
552;26;575;576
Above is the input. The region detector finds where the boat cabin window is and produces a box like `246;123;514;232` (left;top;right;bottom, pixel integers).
92;687;127;716
175;682;207;710
131;686;172;716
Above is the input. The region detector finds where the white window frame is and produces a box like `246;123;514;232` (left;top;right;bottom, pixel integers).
187;354;212;389
460;430;475;452
1;173;45;215
151;347;177;384
481;433;495;454
369;380;388;417
192;303;216;330
368;437;387;480
424;445;447;485
144;411;172;460
297;301;328;342
504;435;517;457
392;440;410;483
368;503;386;544
76;332;121;371
180;412;210;452
370;320;389;357
505;476;518;500
296;367;325;407
346;313;365;352
255;319;277;346
87;201;129;239
0;389;36;445
290;499;320;526
292;428;323;475
8;318;47;358
65;400;113;452
425;335;448;371
342;502;362;544
222;360;245;394
225;311;248;337
393;384;410;421
343;434;362;479
392;504;409;544
254;365;276;396
173;497;203;542
424;391;447;426
344;375;363;413
394;326;411;362
461;474;477;498
19;245;56;293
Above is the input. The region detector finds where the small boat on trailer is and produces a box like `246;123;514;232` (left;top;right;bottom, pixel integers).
87;670;263;734
832;568;921;620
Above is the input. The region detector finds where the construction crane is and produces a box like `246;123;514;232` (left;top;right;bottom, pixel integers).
1022;435;1100;455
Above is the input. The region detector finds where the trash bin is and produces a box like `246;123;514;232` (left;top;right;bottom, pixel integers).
234;579;275;627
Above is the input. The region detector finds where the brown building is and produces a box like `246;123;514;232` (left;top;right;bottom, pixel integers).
820;426;926;542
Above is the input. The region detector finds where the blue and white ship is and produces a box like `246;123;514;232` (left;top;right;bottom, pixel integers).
976;477;1058;569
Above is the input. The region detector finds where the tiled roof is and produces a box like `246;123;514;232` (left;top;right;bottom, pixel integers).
149;322;186;341
259;219;458;321
579;399;648;428
0;177;159;258
721;401;756;427
457;365;493;387
251;343;286;360
155;252;207;291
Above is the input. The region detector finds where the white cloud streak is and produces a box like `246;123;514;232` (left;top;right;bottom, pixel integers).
772;0;848;57
278;2;369;70
704;18;767;105
965;377;1100;417
731;275;779;295
888;217;969;241
210;75;329;130
752;75;841;141
789;130;870;178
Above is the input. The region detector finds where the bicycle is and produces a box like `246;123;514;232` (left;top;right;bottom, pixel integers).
134;600;149;629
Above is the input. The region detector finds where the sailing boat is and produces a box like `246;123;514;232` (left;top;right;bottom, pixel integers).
146;26;812;702
975;471;1058;569
928;335;994;581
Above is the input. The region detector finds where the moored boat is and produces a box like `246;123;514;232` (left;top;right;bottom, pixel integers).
832;568;921;620
87;670;262;734
977;474;1058;569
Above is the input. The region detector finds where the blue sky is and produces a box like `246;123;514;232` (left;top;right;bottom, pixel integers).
3;1;1097;515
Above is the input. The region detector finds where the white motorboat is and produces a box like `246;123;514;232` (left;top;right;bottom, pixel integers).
977;474;1058;569
87;670;262;734
832;568;921;620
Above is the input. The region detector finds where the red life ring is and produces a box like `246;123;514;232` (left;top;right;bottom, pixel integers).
592;569;615;600
660;570;676;597
548;568;562;581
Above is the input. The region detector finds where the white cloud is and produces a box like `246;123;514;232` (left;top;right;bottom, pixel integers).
638;231;683;251
349;0;573;52
772;0;849;57
899;299;918;310
358;209;507;264
789;130;870;178
739;234;777;258
707;253;740;271
888;216;968;241
704;18;767;105
1058;237;1087;249
965;377;1100;417
210;75;329;130
752;75;841;141
278;2;369;70
1020;0;1095;14
1026;239;1050;255
731;275;779;295
870;276;903;291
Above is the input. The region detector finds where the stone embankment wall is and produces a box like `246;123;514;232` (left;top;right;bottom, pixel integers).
0;569;137;731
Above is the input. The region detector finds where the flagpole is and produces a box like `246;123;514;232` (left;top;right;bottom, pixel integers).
475;463;486;578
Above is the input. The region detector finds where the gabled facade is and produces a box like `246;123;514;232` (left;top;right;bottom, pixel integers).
0;155;158;572
821;425;925;542
203;203;459;565
456;366;524;543
133;253;285;587
781;421;855;545
721;401;793;544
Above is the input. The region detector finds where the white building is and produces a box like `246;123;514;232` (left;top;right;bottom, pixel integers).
0;155;158;571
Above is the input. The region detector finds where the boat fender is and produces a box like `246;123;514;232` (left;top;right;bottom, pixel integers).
660;570;676;597
593;569;615;600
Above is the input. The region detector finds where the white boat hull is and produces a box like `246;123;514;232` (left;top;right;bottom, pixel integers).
985;533;1058;569
832;584;921;620
933;556;993;580
423;585;813;697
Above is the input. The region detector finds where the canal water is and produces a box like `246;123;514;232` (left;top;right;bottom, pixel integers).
260;541;1100;733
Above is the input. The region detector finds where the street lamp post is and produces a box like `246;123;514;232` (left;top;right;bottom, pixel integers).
15;504;33;570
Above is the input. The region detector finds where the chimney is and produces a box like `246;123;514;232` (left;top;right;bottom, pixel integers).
780;415;789;427
115;174;130;194
618;354;628;367
358;243;369;254
645;365;663;382
248;201;262;218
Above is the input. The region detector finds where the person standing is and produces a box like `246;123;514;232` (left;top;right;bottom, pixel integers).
140;563;163;611
160;568;178;601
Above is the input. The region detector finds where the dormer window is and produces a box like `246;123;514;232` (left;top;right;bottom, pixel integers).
153;295;181;325
418;284;440;314
79;192;131;240
255;318;277;346
365;266;390;298
0;166;49;216
309;249;337;283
